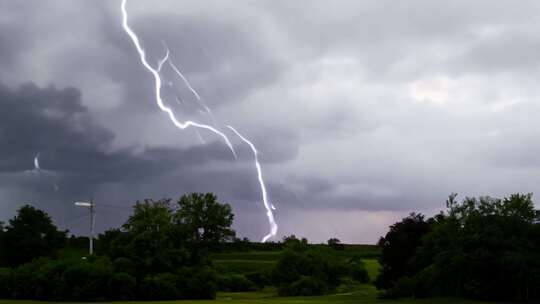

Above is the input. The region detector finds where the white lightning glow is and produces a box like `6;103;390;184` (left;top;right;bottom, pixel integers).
121;0;277;242
120;0;236;158
168;59;217;125
28;152;59;191
34;153;41;170
227;126;278;242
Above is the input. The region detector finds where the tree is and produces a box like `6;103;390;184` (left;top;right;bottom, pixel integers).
121;199;186;276
380;193;540;301
327;238;345;250
375;213;431;290
174;193;235;250
282;235;309;251
2;205;67;267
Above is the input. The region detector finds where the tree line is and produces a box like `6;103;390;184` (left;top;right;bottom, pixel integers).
2;191;536;301
0;192;369;301
376;193;540;302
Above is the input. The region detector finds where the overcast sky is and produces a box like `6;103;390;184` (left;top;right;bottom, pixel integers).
1;0;540;243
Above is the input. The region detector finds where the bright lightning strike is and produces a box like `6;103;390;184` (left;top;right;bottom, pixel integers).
120;0;278;242
227;126;278;242
168;58;218;126
120;0;236;158
34;152;41;170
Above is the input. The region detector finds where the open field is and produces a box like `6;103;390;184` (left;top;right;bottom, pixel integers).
212;244;381;275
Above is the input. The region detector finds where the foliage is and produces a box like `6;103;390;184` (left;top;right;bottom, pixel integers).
245;271;270;289
140;273;180;300
218;274;257;292
0;205;67;267
272;248;346;296
375;212;431;289
175;193;236;252
0;193;236;301
327;238;345;250
348;256;370;283
108;272;136;300
378;193;540;302
282;235;309;251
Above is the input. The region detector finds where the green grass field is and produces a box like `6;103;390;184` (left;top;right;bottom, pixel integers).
212;244;381;275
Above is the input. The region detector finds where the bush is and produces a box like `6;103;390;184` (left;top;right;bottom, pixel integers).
0;268;11;298
219;274;256;292
245;271;270;289
280;276;327;296
140;273;180;300
10;257;49;299
180;266;218;299
272;249;344;296
112;257;136;276
6;257;114;301
348;259;370;283
108;272;136;300
380;276;418;299
61;257;113;301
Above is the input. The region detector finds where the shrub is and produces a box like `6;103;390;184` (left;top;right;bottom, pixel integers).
180;266;218;299
380;276;418;299
348;259;370;283
272;249;344;296
61;257;113;301
0;268;11;298
280;276;327;296
10;257;49;299
112;257;136;276
245;271;270;289
219;274;256;292
140;273;180;300
108;272;136;300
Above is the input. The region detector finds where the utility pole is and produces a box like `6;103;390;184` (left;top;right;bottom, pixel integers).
74;200;95;255
89;200;94;255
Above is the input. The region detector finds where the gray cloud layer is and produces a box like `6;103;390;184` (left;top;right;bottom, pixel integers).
1;0;540;243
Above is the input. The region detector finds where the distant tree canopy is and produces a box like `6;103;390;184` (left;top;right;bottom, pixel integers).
377;193;540;302
100;193;236;273
327;238;345;250
0;193;236;301
0;205;67;267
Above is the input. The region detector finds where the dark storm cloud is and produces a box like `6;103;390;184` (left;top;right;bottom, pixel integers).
0;82;253;212
0;82;231;175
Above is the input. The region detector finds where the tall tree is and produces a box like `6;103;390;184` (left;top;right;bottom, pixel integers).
375;213;431;289
174;193;235;250
2;205;67;267
121;199;185;275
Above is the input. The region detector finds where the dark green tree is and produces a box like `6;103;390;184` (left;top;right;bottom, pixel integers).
121;199;186;276
174;193;235;250
380;193;540;301
375;213;431;290
1;205;67;267
327;238;344;250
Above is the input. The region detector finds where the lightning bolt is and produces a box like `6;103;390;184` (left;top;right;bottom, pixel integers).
227;126;278;242
120;0;236;158
120;0;278;242
34;152;41;170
